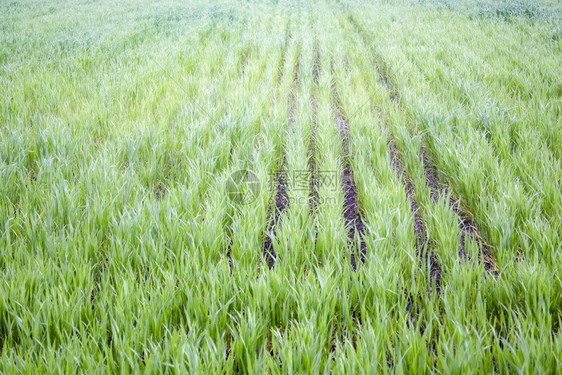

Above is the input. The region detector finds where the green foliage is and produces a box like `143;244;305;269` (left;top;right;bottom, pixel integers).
0;0;560;373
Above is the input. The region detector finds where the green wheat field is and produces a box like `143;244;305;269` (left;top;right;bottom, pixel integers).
1;0;561;373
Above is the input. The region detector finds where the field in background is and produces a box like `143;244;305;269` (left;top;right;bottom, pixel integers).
1;0;561;372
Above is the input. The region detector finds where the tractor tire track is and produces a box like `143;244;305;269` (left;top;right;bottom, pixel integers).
276;22;291;87
263;50;301;269
347;15;400;103
386;135;442;295
239;48;250;77
349;13;498;368
89;255;108;310
384;121;442;368
330;62;367;271
347;15;439;283
345;16;442;359
420;146;498;275
349;13;498;275
225;23;288;272
308;40;321;215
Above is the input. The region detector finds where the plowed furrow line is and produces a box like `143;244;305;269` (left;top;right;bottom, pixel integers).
420;147;498;274
240;48;250;77
347;15;400;102
263;52;301;269
330;64;367;271
276;23;291;87
89;255;108;310
350;13;498;275
387;133;442;295
385;131;442;368
263;170;290;269
225;29;282;271
308;41;321;214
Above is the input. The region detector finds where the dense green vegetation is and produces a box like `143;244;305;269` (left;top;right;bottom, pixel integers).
1;0;560;372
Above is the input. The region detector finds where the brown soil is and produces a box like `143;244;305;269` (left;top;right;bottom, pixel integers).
308;42;321;214
226;237;233;271
154;181;167;200
240;49;249;77
263;170;290;269
387;136;441;294
330;64;367;271
277;24;291;86
420;146;498;275
89;256;108;310
347;15;400;102
263;53;301;269
288;54;300;125
352;12;496;276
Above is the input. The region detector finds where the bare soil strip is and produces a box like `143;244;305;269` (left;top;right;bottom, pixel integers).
420;147;498;274
89;256;108;310
350;14;498;275
227;23;292;271
348;16;436;280
288;51;300;125
347;17;443;361
385;130;442;368
226;237;234;271
224;37;288;271
276;23;291;86
240;48;250;77
308;41;321;214
263;52;301;269
263;168;290;269
347;15;400;102
330;63;367;271
387;136;442;294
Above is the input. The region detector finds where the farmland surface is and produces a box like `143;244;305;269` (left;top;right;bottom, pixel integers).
1;0;561;372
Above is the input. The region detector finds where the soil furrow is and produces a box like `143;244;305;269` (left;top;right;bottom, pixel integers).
386;134;442;294
240;48;250;77
263;169;290;269
226;237;233;271
308;41;321;214
89;257;107;310
276;23;291;86
330;63;367;271
288;51;300;125
226;22;291;271
263;52;301;269
347;15;400;102
420;146;498;274
347;15;434;276
350;18;497;365
385;130;441;366
350;13;498;276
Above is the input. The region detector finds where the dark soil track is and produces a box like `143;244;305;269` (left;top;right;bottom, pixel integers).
263;170;290;269
276;23;291;87
330;63;367;271
89;256;108;310
308;41;321;214
263;52;301;269
385;130;441;365
349;13;498;275
386;136;442;294
347;15;400;103
226;237;234;271
420;147;498;274
240;48;250;77
348;15;439;284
